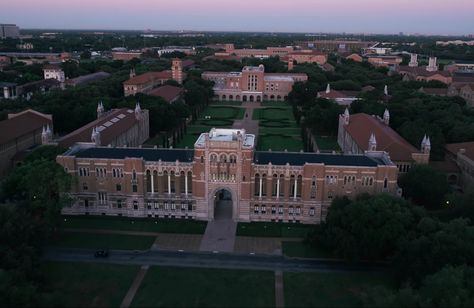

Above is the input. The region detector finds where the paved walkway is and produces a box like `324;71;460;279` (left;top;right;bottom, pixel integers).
120;264;149;308
233;102;260;136
199;201;237;253
275;270;285;308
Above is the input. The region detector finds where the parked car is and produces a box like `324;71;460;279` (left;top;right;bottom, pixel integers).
94;249;109;258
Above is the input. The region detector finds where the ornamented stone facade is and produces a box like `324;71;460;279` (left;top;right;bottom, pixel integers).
57;128;400;224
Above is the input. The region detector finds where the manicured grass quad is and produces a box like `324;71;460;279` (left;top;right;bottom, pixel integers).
62;215;208;234
284;271;395;307
281;241;334;259
257;134;304;152
131;267;275;307
41;262;138;307
51;232;156;250
236;222;314;238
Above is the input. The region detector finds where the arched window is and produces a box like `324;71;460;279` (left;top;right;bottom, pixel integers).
272;174;278;196
146;170;152;192
254;174;260;196
210;154;217;163
229;154;237;164
279;174;285;197
187;171;193;194
220;154;227;163
297;175;302;197
262;174;267;196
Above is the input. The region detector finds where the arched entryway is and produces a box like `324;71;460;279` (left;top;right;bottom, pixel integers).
214;188;233;220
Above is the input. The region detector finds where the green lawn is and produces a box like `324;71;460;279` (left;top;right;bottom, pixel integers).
284;271;395;307
40;261;138;307
261;101;291;107
282;241;334;259
315;136;341;151
257;134;304;152
237;222;314;238
62;216;207;234
51;231;156;250
201;106;245;119
259;127;300;135
211;101;243;106
131;267;275;307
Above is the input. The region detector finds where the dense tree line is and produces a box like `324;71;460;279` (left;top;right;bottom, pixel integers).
0;146;71;306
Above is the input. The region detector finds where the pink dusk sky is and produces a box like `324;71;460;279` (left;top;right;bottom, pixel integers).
2;0;473;34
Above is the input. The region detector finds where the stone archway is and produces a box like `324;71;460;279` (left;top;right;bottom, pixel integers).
213;188;233;220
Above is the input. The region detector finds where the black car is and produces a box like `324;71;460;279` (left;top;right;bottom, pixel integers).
94;249;109;258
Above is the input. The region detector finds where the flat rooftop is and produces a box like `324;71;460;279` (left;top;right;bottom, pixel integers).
195;128;255;148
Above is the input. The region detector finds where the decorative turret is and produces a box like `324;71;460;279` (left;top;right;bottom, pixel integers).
421;134;431;154
427;57;438;72
343;107;350;125
409;53;418;67
383;108;390;125
135;102;142;121
326;83;330;94
368;133;377;151
41;124;52;144
384;85;389;96
97;101;104;118
129;68;136;79
288;58;294;71
91;127;101;146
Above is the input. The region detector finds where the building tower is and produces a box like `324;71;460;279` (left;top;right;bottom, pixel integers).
421;135;431;154
326;83;331;94
427;57;438;72
41;124;53;144
288;58;294;71
171;58;183;84
383;109;390;125
129;68;136;79
384;85;389;96
368;133;377;151
408;53;418;67
91;127;101;146
97;101;104;118
135;102;142;121
343;107;350;125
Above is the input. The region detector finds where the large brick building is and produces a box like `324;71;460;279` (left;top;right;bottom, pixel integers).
57;128;400;224
0;109;53;176
338;109;430;176
202;65;307;102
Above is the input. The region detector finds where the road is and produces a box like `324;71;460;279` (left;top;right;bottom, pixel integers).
44;248;388;273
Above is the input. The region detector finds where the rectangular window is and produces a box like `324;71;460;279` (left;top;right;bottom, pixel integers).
296;206;301;215
261;205;266;214
116;184;121;191
271;206;276;215
133;201;138;210
278;206;283;215
132;185;138;193
309;207;315;216
289;207;294;215
254;205;259;214
117;200;122;209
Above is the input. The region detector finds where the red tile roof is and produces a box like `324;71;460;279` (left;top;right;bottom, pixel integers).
58;108;138;148
344;113;421;161
123;71;172;86
446;142;474;161
0;109;52;144
148;85;184;103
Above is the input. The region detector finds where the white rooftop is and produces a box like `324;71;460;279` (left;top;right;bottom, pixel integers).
195;128;255;148
264;75;293;82
242;65;265;72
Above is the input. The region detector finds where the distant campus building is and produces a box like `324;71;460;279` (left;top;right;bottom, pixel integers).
57;128;401;224
338;108;430;176
202;65;307;102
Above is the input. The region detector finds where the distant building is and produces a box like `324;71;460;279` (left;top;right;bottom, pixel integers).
215;44;294;59
283;50;328;66
338;108;430;176
16;42;34;50
65;72;111;87
148;85;185;103
17;79;61;100
202;64;307;102
346;53;363;62
0;82;18;99
43;64;65;83
0;24;20;39
56;127;400;223
112;51;142;61
397;57;452;84
317;84;359;106
123;58;187;96
0;109;52;176
445;142;474;192
297;40;375;53
57;103;149;149
366;55;403;68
